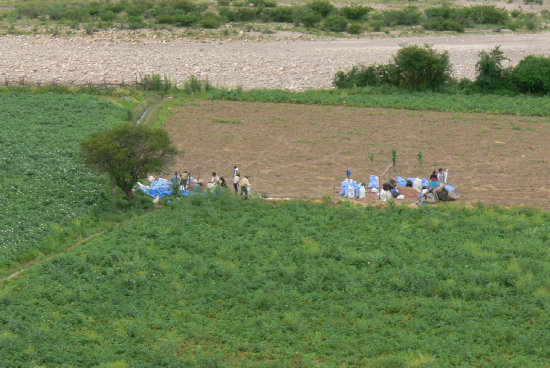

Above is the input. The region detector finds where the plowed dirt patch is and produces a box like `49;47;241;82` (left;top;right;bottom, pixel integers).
164;100;550;208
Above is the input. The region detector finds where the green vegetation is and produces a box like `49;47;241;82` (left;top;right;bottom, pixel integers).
0;91;132;271
0;0;544;35
1;195;549;366
81;123;177;201
335;45;550;95
211;87;550;116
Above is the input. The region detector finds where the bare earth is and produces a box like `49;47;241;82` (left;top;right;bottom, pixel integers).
1;32;550;90
164;100;550;209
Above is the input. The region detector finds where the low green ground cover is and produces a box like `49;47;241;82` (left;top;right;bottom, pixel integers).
1;194;548;366
0;91;127;270
211;87;550;116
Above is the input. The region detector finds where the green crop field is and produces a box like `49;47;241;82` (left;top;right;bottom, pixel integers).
0;91;126;270
1;194;549;367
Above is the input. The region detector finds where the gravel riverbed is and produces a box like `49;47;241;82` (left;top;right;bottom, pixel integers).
1;32;549;90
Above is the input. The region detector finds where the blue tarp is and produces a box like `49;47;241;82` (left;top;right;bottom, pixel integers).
397;176;407;187
422;178;429;187
446;185;455;192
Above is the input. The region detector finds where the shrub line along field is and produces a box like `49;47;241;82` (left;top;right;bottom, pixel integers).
164;99;550;209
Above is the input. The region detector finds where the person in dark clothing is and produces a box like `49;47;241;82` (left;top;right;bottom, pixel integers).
220;177;227;188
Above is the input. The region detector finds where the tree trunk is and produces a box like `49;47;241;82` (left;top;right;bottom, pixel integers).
125;189;134;202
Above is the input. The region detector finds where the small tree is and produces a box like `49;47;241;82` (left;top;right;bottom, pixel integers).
81;123;177;201
393;44;452;90
474;46;512;91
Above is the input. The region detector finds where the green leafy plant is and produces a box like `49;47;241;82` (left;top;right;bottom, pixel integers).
81;123;177;201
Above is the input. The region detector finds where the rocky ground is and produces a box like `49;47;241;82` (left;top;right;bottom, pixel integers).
1;31;549;90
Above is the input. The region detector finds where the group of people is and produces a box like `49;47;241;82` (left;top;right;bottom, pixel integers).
170;165;252;198
342;166;458;204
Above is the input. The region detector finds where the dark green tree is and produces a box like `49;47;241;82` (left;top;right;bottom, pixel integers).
393;44;452;90
81;123;177;201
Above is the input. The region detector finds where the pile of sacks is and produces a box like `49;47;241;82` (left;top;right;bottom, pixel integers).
340;174;459;204
340;179;366;199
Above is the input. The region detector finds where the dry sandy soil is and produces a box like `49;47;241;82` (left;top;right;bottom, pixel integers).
1;32;549;90
164;100;550;209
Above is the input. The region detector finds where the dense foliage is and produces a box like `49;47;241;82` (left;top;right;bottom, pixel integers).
1;195;549;366
0;92;126;270
335;46;550;95
211;87;550;116
0;0;543;34
81;123;177;201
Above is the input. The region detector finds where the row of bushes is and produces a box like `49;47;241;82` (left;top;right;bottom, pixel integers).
1;0;545;33
334;45;550;94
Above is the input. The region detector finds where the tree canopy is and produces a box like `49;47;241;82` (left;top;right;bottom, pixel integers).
81;123;177;201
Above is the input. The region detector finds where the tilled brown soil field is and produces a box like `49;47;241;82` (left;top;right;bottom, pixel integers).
164;100;550;208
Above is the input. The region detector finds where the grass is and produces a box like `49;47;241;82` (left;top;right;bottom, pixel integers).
210;87;550;116
0;90;130;272
0;194;549;366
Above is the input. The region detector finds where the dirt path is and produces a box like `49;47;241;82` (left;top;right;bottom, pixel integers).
0;232;103;285
1;32;549;90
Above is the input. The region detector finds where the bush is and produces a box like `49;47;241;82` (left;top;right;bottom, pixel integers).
339;5;373;21
266;7;294;22
423;18;464;32
333;63;400;88
225;7;261;22
512;56;550;94
322;15;347;32
306;0;336;17
141;74;173;93
174;13;198;26
381;6;422;26
81;123;177;201
393;44;452;90
454;5;509;26
200;13;221;28
293;6;321;27
347;22;362;34
474;46;513;91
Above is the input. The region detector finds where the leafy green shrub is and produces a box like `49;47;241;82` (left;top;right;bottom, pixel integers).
333;64;400;88
423;18;465;32
306;0;336;17
174;13;198;26
266;6;294;22
454;5;509;26
322;14;347;31
339;5;373;21
512;56;550;94
393;44;452;90
141;74;173;93
200;13;221;28
45;4;68;20
381;6;422;26
347;22;362;34
81;123;177;201
183;75;212;94
524;0;543;5
293;6;321;27
474;46;513;92
224;7;262;22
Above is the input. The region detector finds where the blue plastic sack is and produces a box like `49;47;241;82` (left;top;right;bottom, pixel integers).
397;176;407;187
446;185;455;192
340;180;348;196
368;175;379;189
354;183;361;198
422;178;429;187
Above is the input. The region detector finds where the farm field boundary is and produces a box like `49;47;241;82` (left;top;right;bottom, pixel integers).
164;99;550;208
210;88;550;116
